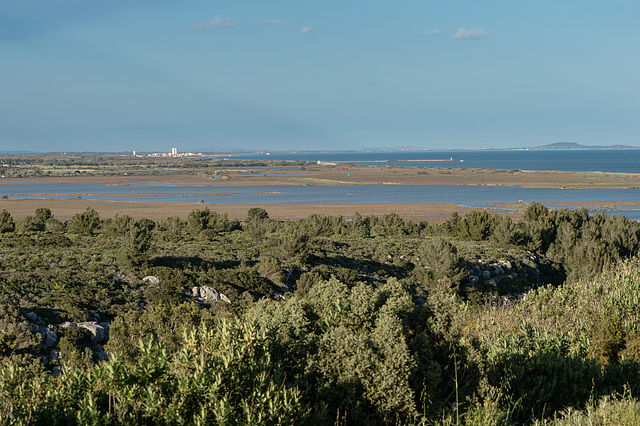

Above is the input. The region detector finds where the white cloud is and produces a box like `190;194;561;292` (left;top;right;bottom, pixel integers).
452;27;487;40
258;19;286;26
300;26;314;35
190;16;236;30
423;29;442;36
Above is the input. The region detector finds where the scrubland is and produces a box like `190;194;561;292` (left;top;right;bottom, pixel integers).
1;202;640;424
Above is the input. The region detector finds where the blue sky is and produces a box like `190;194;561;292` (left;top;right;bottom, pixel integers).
2;1;639;153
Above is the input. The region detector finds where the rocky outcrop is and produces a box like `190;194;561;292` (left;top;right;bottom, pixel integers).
24;311;111;376
192;286;231;303
464;255;550;297
36;325;58;348
59;321;109;344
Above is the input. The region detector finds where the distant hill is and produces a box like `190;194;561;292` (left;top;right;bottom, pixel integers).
531;142;638;150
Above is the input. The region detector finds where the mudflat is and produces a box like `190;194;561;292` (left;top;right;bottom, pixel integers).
2;164;638;222
0;198;518;223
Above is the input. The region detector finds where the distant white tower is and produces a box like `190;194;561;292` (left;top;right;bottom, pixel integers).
171;147;178;156
133;150;136;156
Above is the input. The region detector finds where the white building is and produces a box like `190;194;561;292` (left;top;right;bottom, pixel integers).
171;147;178;156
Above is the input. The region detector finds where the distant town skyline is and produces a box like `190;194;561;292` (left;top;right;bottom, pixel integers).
2;1;640;153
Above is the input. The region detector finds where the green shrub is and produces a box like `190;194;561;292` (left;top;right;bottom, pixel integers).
68;207;100;235
0;209;15;233
1;319;322;425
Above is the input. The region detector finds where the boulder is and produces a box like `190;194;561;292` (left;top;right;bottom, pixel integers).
77;322;107;344
50;349;61;362
94;345;109;360
24;312;38;322
192;286;231;303
192;286;219;301
52;366;62;378
143;276;160;285
44;330;58;348
36;325;57;347
60;321;107;344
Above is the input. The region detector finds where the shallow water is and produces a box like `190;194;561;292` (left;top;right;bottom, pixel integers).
1;182;640;208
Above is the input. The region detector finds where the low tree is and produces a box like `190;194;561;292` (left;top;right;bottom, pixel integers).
417;238;466;291
247;207;269;221
16;215;43;233
34;207;52;224
0;209;15;233
68;207;100;235
125;219;153;266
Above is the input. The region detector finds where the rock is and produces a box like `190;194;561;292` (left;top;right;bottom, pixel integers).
193;286;219;301
500;260;512;270
60;321;107;344
44;330;58;348
486;279;498;287
77;322;106;344
25;312;38;322
468;276;479;285
200;286;220;301
52;366;62;378
143;276;160;285
94;345;109;360
192;286;231;303
482;270;491;278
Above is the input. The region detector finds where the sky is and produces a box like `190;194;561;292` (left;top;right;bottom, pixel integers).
1;1;640;153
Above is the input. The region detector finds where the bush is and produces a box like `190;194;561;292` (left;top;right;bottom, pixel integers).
1;319;322;425
0;209;14;233
68;207;100;235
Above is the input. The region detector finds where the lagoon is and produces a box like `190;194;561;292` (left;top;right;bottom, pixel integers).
1;182;640;218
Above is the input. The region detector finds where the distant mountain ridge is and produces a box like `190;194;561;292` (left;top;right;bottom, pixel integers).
531;142;638;150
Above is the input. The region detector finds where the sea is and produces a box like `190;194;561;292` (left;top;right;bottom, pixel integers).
224;149;640;174
2;149;640;219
